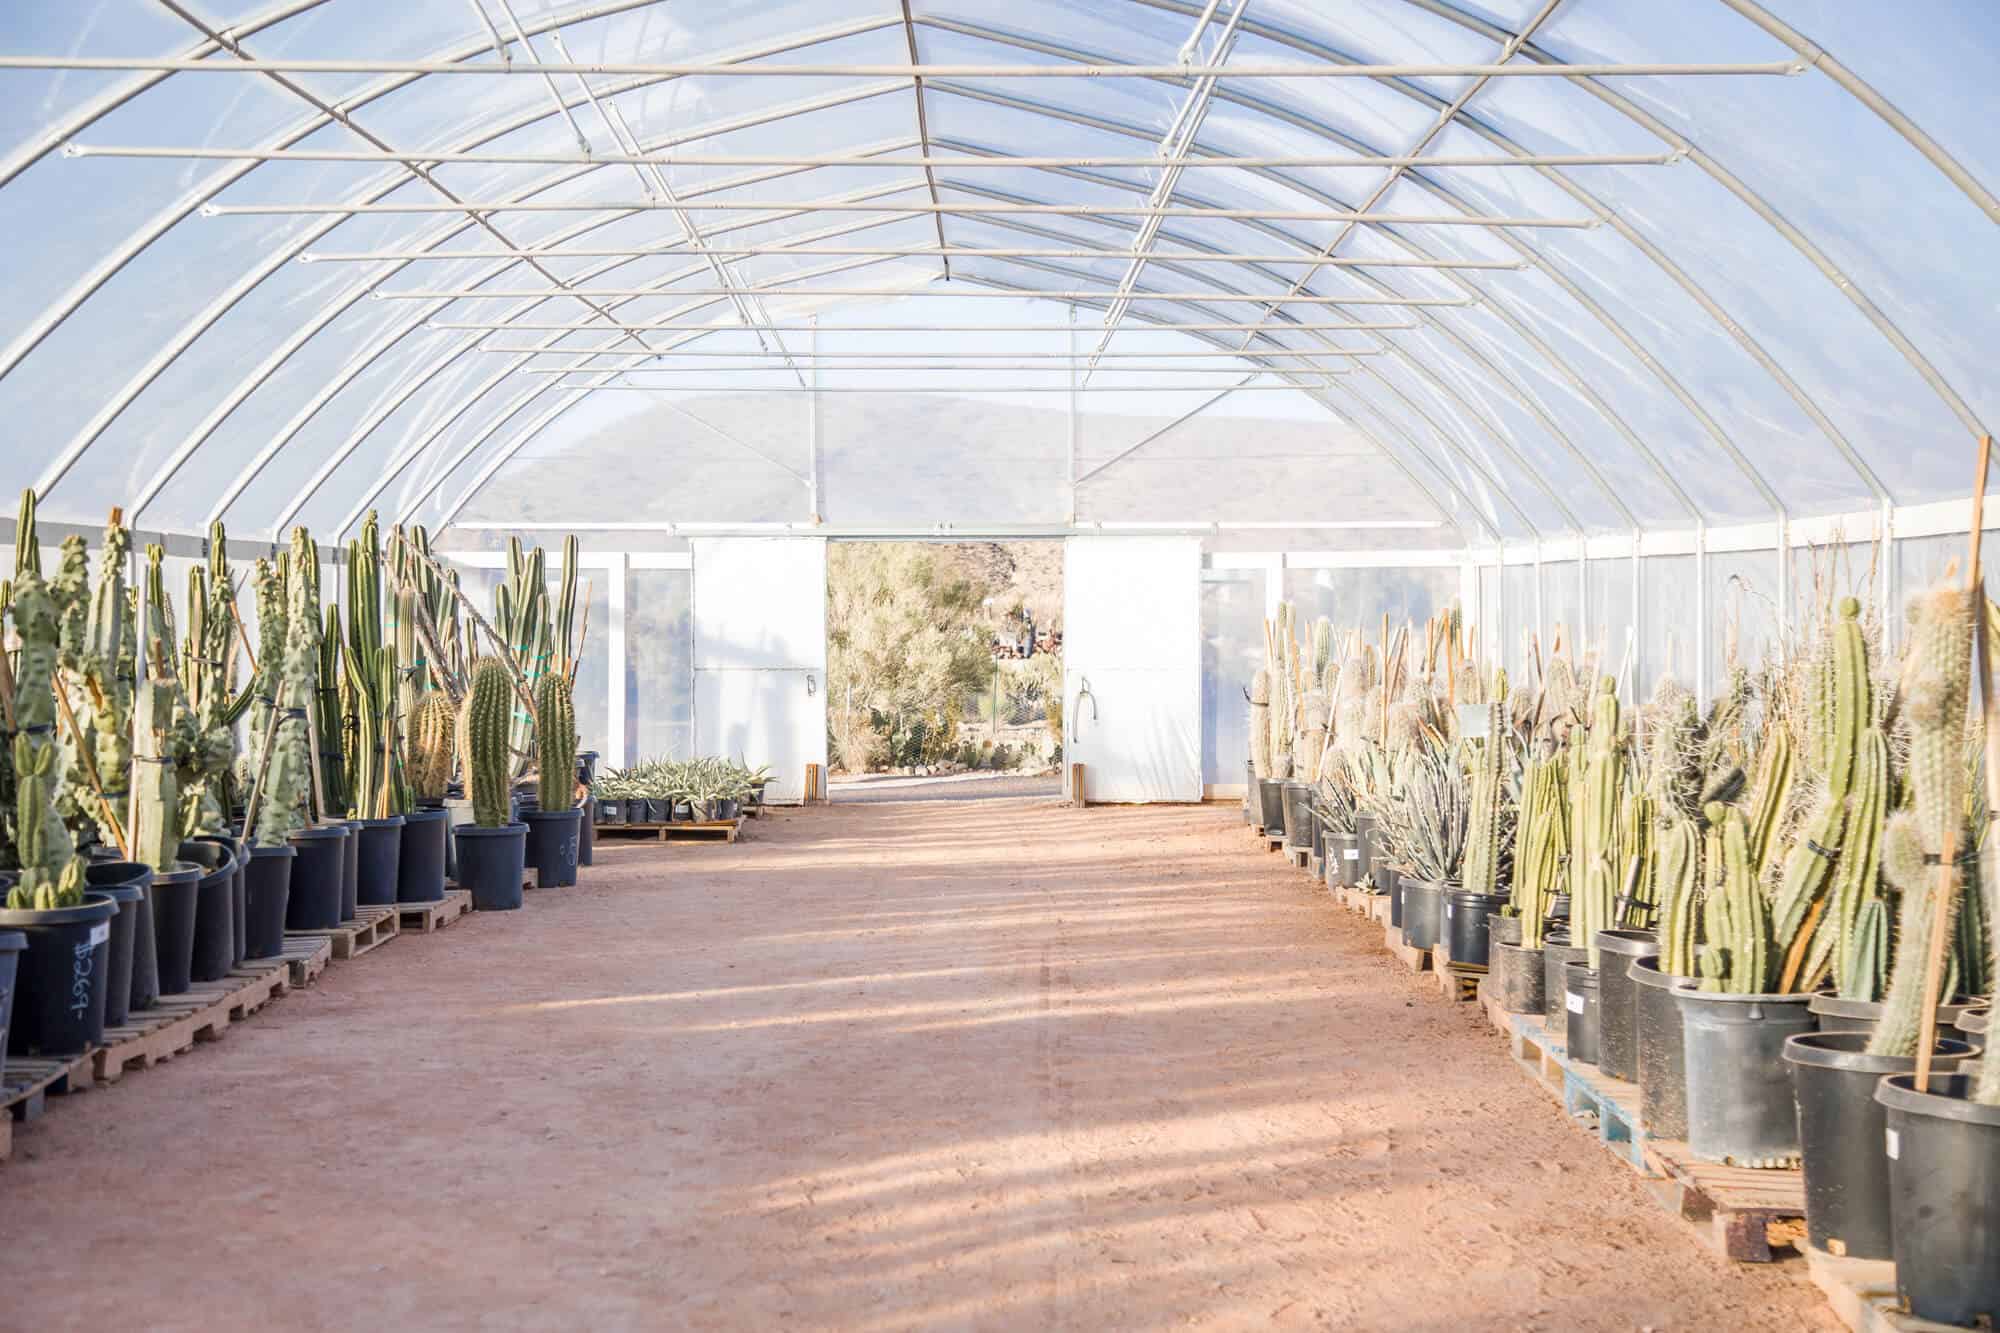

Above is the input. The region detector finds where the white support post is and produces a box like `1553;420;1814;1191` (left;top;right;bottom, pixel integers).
1532;540;1544;664
807;315;822;523
1880;496;1898;654
1630;529;1643;697
1065;305;1078;525
607;549;628;765
1695;521;1710;705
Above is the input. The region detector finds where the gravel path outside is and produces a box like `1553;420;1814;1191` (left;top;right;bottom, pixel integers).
0;798;1838;1331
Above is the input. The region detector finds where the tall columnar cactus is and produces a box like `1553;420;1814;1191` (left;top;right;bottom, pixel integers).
255;549;318;846
1745;725;1794;878
1656;818;1702;977
130;674;183;872
343;516;405;819
535;671;577;812
1825;725;1891;999
498;537;553;766
14;487;39;578
76;516;132;848
317;602;349;816
1575;677;1625;969
556;533;579;679
1698;801;1771;994
1513;755;1568;949
178;520;237;837
460;658;514;828
1462;682;1506;899
1868;583;1975;1056
1247;668;1271;779
1294;688;1328;783
5;574;87;909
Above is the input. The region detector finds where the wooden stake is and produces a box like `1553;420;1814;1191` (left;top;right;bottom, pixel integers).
238;703;285;843
51;669;130;858
1917;433;1991;1093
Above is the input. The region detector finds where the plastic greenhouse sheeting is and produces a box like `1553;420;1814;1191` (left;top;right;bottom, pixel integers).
0;0;1990;552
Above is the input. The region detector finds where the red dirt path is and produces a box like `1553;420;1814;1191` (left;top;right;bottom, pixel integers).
0;798;1837;1330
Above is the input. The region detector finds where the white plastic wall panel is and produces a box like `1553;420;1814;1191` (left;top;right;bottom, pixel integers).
692;537;827;803
1063;535;1201;804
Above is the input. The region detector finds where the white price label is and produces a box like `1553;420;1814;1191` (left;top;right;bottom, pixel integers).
1343;848;1359;860
1444;902;1454;917
1885;1128;1900;1160
87;922;110;948
1566;991;1586;1014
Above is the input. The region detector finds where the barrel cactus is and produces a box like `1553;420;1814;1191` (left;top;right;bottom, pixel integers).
459;657;514;828
406;693;456;804
535;671;578;813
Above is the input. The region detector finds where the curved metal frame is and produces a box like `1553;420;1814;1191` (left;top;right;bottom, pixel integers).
0;0;1989;537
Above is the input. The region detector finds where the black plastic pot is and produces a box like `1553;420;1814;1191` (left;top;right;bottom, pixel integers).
1959;1007;1990;1050
1490;913;1522;947
1444;891;1507;968
115;860;160;1013
674;800;695;823
243;845;296;959
353;815;405;908
646;798;673;824
1785;1032;1974;1262
1542;936;1587;1028
285;825;348;930
84;862;152;1025
398;807;449;904
523;807;582;889
1877;1072;2000;1326
1564;962;1601;1065
1371;862;1396;897
91;883;143;1028
1401;878;1447;953
1809;990;1980;1040
1388;874;1405;927
1549;892;1572;923
441;800;472;886
1631;956;1691;1140
1675;985;1815;1167
1280;782;1314;851
1491;942;1545;1015
0;892;118;1055
457;824;527;911
596;798;628;826
1594;929;1659;1082
178;839;237;985
1242;761;1257;824
708;798;742;823
1256;779;1286;834
0;929;22;1081
578;798;594;868
1326;831;1362;888
577;750;600;789
231;837;248;964
150;863;202;997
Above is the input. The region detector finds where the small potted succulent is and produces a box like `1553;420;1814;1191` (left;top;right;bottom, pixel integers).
521;671;582;888
453;659;527;911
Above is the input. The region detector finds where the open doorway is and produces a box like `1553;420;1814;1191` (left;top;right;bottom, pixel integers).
825;541;1064;803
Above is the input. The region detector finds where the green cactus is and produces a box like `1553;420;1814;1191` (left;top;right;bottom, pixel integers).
556;533;580;678
1698;801;1771;993
1656;818;1702;977
1248;668;1271;779
1745;726;1794;879
1463;686;1505;899
460;658;514;828
254;545;319;847
406;692;455;803
1829;728;1891;999
535;670;578;813
130;674;183;872
5;571;87;909
343;515;407;819
1512;754;1568;950
1575;677;1625;970
317;601;348;815
1868;582;1974;1057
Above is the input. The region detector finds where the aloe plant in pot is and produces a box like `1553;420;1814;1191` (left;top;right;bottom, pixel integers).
454;659;526;911
521;670;581;888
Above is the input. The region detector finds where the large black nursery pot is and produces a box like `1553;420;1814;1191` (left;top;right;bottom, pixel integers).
1387;873;1405;927
1784;1032;1974;1262
0;889;118;1056
441;798;473;888
1256;778;1287;834
284;825;348;930
457;823;527;911
1593;929;1660;1082
179;838;237;985
1675;984;1816;1167
1959;1006;1990;1050
243;845;296;959
353;815;406;907
334;817;361;923
1444;891;1507;968
1489;919;1544;1016
1280;782;1314;853
1542;932;1588;1029
1242;761;1257;825
578;797;595;868
84;862;151;1026
1564;961;1602;1065
149;863;203;997
1400;877;1447;952
92;856;159;1013
1631;956;1691;1139
1809;990;1980;1039
1876;1072;2000;1326
398;806;449;903
522;807;582;889
0;929;23;1082
1326;831;1362;888
595;797;629;826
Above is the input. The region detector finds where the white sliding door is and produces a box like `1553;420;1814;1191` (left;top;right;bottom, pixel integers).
692;537;827;805
1062;536;1202;803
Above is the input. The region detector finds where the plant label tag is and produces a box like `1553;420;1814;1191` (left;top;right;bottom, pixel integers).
1444;902;1453;917
1566;991;1585;1014
1343;848;1359;860
1885;1128;1900;1160
87;922;110;948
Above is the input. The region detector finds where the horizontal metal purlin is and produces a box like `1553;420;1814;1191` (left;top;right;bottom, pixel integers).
67;143;1684;170
427;320;1420;332
545;382;1354;392
516;362;1360;372
301;245;1526;268
478;347;1385;358
203;199;1598;226
2;55;1804;77
382;287;1475;304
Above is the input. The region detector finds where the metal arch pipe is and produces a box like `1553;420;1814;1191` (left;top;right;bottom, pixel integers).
1382;0;1986;471
920;23;1699;525
195;150;920;531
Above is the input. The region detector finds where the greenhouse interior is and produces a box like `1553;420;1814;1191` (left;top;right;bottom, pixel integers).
1;0;1997;1327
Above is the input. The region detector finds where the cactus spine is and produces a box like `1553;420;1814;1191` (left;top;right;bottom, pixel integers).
407;693;455;803
535;671;578;812
460;658;514;828
1868;583;1975;1056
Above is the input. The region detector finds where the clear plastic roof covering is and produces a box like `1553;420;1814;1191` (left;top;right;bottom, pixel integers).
1;0;1993;548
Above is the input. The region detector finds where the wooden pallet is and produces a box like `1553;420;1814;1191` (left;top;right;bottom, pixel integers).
596;817;744;844
1285;845;1310;871
0;1051;94;1163
390;889;472;934
279;933;333;989
1261;832;1285;853
92;952;296;1086
286;903;400;961
1382;921;1431;973
1431;962;1483;1002
1806;1247;1963;1333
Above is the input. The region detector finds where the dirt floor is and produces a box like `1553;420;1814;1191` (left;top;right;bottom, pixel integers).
0;799;1839;1331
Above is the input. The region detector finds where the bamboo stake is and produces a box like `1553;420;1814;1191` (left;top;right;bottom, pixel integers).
302;674;329;824
225;576;259;680
1917;432;1991;1093
238;702;285;844
51;668;130;858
